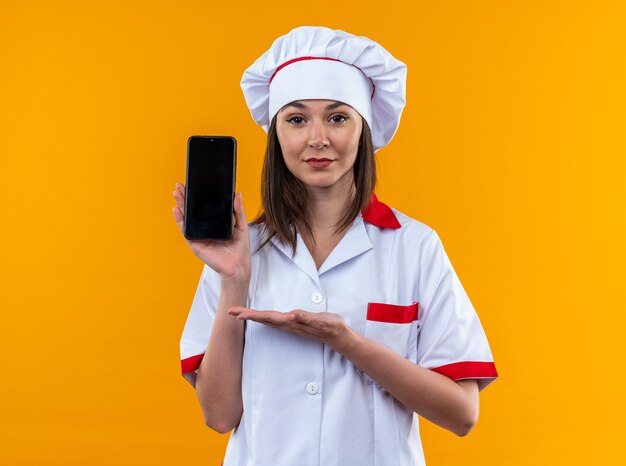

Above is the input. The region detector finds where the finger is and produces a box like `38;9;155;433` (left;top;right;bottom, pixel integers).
238;310;294;323
229;308;269;321
172;206;184;232
234;310;262;321
251;319;301;332
233;192;249;232
227;306;249;316
290;310;312;324
175;182;185;197
173;189;184;211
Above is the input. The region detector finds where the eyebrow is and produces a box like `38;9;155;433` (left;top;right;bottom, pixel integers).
283;101;348;111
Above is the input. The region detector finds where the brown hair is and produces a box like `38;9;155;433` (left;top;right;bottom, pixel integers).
253;116;376;253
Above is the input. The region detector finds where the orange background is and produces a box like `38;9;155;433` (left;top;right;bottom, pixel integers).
1;1;625;464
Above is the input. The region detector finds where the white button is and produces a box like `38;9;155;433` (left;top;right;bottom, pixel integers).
311;292;324;304
306;382;319;395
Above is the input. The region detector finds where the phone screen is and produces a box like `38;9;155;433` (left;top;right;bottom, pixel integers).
184;136;236;240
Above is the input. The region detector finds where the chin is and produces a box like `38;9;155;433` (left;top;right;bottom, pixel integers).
298;174;341;189
290;166;354;191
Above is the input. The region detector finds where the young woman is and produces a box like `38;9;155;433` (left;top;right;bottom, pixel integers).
173;26;498;466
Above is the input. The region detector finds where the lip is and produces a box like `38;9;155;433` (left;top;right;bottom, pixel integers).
305;158;334;168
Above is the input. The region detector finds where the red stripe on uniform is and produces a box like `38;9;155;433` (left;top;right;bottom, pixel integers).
431;361;498;380
181;353;204;373
367;302;418;324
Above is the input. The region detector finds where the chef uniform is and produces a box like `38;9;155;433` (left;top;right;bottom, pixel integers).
180;26;498;466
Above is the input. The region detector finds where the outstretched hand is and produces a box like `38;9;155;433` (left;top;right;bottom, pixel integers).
228;307;352;350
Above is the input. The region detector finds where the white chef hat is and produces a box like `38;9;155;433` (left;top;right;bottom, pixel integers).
240;26;407;152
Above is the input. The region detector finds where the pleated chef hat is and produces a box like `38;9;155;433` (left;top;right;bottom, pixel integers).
240;26;407;152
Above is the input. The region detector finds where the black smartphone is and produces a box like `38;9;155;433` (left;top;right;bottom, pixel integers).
184;136;237;240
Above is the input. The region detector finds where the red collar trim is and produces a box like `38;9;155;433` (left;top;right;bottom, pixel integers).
362;194;401;229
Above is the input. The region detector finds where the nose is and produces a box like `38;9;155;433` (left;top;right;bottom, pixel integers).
307;120;329;150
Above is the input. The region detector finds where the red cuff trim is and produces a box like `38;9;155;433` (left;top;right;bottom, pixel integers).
367;302;418;323
431;361;498;380
181;353;204;374
362;194;401;229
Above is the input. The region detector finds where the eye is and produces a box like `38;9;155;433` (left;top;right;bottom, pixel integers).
286;115;305;125
330;114;348;124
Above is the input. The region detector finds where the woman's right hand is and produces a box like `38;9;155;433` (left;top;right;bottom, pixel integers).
172;183;251;286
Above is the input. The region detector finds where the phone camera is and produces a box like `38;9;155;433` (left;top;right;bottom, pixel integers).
210;138;214;142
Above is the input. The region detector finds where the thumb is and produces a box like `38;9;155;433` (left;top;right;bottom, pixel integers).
233;192;248;231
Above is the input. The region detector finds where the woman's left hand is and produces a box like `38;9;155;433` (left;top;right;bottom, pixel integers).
227;307;352;350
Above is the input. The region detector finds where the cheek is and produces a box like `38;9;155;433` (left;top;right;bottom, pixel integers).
343;118;362;155
278;140;299;168
277;128;303;160
277;140;304;177
339;131;361;161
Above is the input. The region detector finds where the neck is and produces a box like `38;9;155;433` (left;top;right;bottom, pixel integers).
299;176;356;268
304;178;355;232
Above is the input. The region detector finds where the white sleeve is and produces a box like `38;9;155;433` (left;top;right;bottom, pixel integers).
416;229;498;391
179;265;221;387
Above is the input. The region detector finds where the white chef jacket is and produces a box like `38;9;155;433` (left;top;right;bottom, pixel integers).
180;195;498;466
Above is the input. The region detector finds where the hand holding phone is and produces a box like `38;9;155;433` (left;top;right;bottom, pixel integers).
171;135;251;282
172;184;251;283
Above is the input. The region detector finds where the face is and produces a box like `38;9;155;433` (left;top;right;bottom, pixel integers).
275;99;363;192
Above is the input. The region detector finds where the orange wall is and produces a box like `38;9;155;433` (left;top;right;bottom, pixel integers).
1;1;625;464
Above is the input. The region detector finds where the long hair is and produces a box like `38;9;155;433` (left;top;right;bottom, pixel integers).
254;116;376;254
